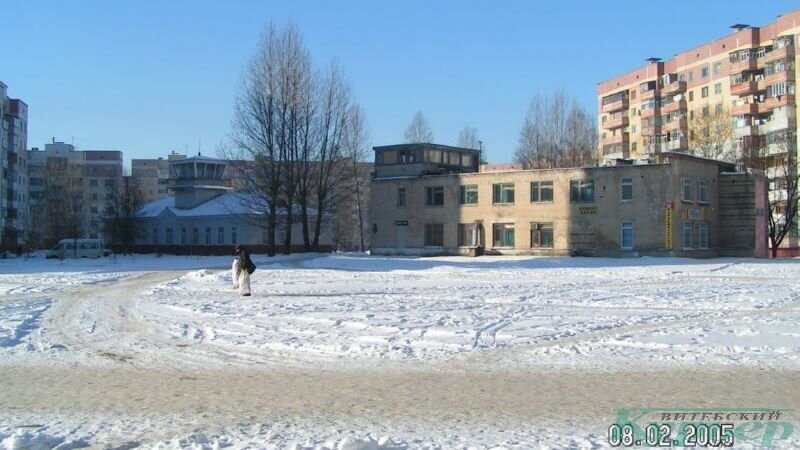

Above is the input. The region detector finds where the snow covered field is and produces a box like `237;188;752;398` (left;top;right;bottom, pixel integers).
0;254;798;448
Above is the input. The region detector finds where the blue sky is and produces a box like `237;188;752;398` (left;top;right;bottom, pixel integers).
2;1;799;165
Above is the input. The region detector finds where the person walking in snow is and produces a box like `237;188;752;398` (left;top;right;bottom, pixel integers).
233;244;255;297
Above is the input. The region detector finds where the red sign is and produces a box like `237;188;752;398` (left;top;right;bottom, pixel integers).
664;202;674;209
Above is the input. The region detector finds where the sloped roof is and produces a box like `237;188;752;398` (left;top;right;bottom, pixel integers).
138;193;326;219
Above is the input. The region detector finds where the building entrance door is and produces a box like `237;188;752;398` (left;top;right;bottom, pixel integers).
395;223;408;249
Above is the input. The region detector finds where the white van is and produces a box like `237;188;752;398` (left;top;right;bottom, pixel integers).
46;239;106;259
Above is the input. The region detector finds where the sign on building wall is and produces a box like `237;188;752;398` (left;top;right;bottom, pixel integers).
578;206;597;215
664;203;673;250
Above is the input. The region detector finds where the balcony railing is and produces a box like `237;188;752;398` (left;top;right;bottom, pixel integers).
664;138;688;151
640;89;657;101
761;46;794;65
602;132;630;145
731;102;758;116
662;118;687;132
661;80;687;95
758;95;795;113
764;70;795;86
601;98;629;113
603;116;629;129
734;125;759;138
640;107;657;118
661;99;687;114
730;58;757;73
641;124;660;137
644;143;662;154
730;80;759;96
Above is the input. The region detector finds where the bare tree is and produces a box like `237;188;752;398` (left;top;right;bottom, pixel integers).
689;103;733;160
404;110;434;143
457;125;480;149
341;104;370;251
104;177;145;255
739;132;799;257
42;157;85;253
515;91;596;169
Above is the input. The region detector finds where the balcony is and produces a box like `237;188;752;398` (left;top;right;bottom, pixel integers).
662;118;687;132
603;116;629;129
730;80;759;96
644;143;662;154
602;144;629;158
603;132;630;146
641;124;660;137
661;100;686;114
758;95;795;113
761;46;794;65
758;114;796;134
640;107;657;118
664;138;688;151
640;89;657;101
730;58;757;73
734;125;759;138
731;102;758;116
602;98;629;113
764;70;795;86
661;80;687;95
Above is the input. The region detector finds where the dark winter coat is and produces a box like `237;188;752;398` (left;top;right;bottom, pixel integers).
236;250;256;275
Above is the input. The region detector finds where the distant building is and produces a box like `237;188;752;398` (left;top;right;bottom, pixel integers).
136;155;334;254
369;143;768;257
131;151;186;204
0;81;29;249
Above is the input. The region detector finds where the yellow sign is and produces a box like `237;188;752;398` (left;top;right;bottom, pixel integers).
665;208;673;250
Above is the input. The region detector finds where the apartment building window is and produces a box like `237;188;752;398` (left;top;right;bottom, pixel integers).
89;179;98;187
621;222;634;250
231;227;238;244
166;228;174;244
104;179;115;188
688;71;693;82
698;179;709;203
91;193;98;200
152;228;158;245
601;115;607;123
530;222;553;248
530;181;553;202
460;185;478;205
458;223;479;246
632;142;637;152
205;227;211;245
425;186;444;206
397;187;406;208
492;223;515;248
697;222;709;249
688;91;694;102
679;74;686;82
192;227;199;245
620;178;633;202
714;83;722;94
218;227;224;244
702;105;710;117
424;223;444;246
714;62;722;75
493;183;515;204
701;67;709;78
181;227;187;245
715;103;723;114
683;222;693;249
570;180;595;203
701;87;709;98
90;206;98;214
682;179;693;202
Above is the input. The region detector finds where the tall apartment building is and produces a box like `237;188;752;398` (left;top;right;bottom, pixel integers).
28;142;122;246
1;81;30;249
597;10;800;250
131;151;186;204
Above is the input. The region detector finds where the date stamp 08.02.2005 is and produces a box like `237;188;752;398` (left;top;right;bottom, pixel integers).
608;408;795;447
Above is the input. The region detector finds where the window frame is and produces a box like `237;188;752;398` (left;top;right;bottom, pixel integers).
397;186;406;208
424;223;444;247
682;221;694;250
457;223;479;247
682;178;694;202
698;179;709;203
492;223;515;248
492;183;515;204
697;222;709;249
620;177;633;202
570;179;595;203
459;185;479;205
425;186;445;207
620;221;634;250
530;222;554;249
530;180;554;203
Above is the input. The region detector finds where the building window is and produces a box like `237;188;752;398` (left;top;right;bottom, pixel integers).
90;179;98;187
458;223;479;246
697;180;709;203
715;103;723;114
701;86;709;98
621;222;634;250
530;222;553;248
460;185;478;205
425;186;444;206
92;193;98;200
701;66;709;78
688;71;693;82
632;142;637;152
530;181;553;202
682;179;694;202
492;223;515;248
192;227;199;245
218;227;224;244
424;223;444;246
90;206;98;214
620;178;633;202
205;227;211;245
679;73;686;82
166;228;174;244
152;228;158;245
697;222;709;249
702;105;709;117
570;179;595;203
683;222;693;249
688;91;694;101
493;183;515;204
714;62;722;75
397;187;406;208
181;228;187;245
232;226;237;244
714;83;722;94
